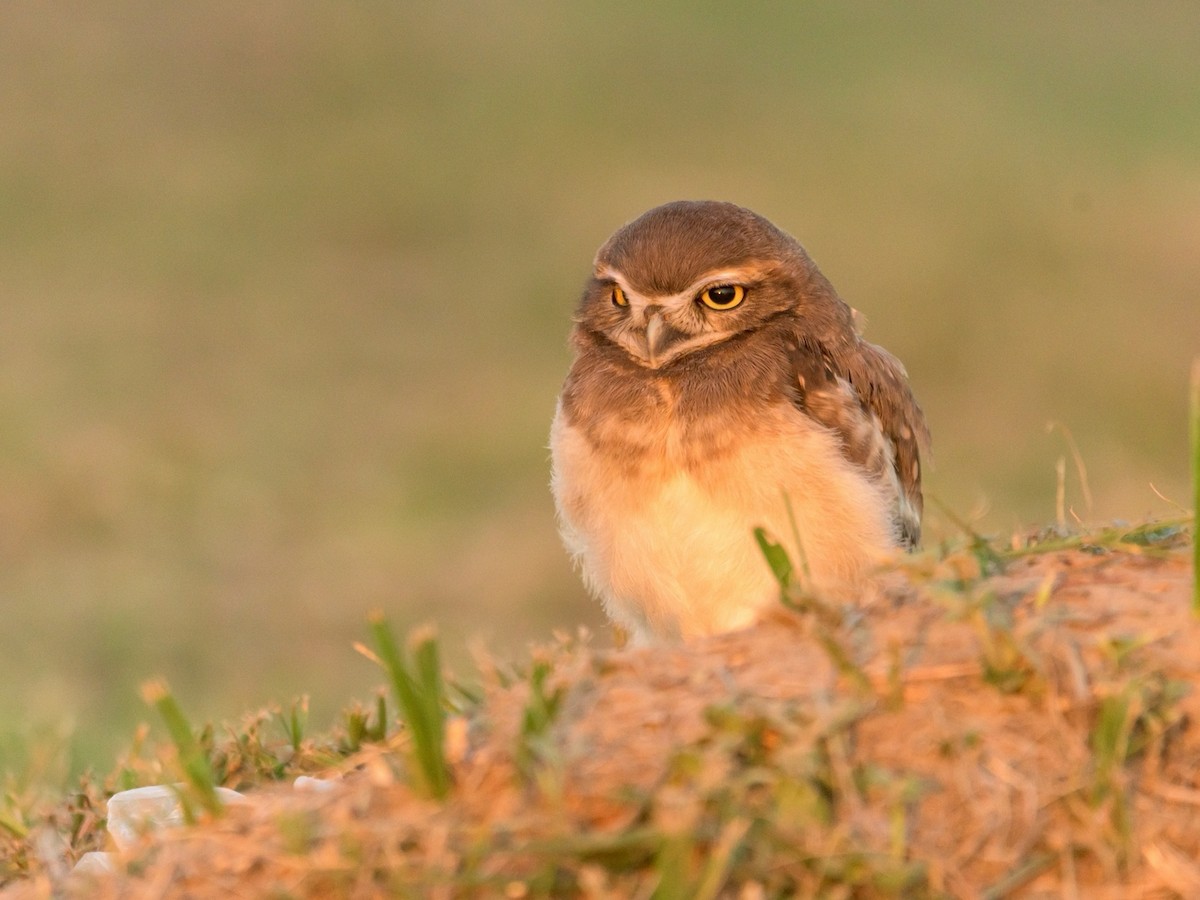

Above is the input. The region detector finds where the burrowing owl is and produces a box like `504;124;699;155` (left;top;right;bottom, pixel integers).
550;201;928;643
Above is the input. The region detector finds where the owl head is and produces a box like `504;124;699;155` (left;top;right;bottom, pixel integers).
573;200;848;369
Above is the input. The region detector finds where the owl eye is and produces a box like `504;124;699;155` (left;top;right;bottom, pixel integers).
610;286;629;308
698;284;745;310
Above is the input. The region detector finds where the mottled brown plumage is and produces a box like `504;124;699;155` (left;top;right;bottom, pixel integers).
551;201;928;643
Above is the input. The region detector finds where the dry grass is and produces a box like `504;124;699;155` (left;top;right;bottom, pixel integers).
3;523;1196;898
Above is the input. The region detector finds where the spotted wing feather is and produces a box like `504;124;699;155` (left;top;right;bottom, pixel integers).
789;336;928;548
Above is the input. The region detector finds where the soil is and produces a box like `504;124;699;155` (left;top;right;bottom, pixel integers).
6;535;1199;899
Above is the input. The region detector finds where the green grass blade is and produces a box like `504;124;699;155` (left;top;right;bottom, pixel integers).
410;628;451;797
782;493;812;582
0;809;28;840
281;695;309;753
368;613;451;799
693;817;750;900
413;630;444;738
754;527;792;590
140;679;223;817
516;661;565;777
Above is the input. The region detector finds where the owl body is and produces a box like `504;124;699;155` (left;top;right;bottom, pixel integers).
551;201;927;644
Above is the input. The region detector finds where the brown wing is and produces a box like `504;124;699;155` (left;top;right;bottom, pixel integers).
789;335;929;548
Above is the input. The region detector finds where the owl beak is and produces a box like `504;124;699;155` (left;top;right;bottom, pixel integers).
642;311;683;368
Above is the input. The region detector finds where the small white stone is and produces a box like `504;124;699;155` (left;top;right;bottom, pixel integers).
72;851;116;876
106;785;247;852
293;775;339;793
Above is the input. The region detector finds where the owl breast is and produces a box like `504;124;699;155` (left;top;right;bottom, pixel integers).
550;373;897;643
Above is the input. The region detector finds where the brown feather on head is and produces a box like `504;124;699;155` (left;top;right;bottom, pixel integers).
574;201;839;371
594;200;810;295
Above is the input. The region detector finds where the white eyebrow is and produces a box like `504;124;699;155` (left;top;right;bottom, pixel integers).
595;266;760;297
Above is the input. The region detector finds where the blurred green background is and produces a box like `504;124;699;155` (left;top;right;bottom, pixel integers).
1;3;1197;774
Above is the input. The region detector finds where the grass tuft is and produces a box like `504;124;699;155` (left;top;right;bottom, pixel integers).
515;659;566;779
279;696;309;756
139;679;223;819
929;496;1006;575
367;613;452;799
340;692;389;754
972;592;1041;696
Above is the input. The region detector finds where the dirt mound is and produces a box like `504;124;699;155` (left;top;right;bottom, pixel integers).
11;532;1200;898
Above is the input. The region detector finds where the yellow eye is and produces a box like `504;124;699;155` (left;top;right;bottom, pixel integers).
611;286;629;307
698;284;745;310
